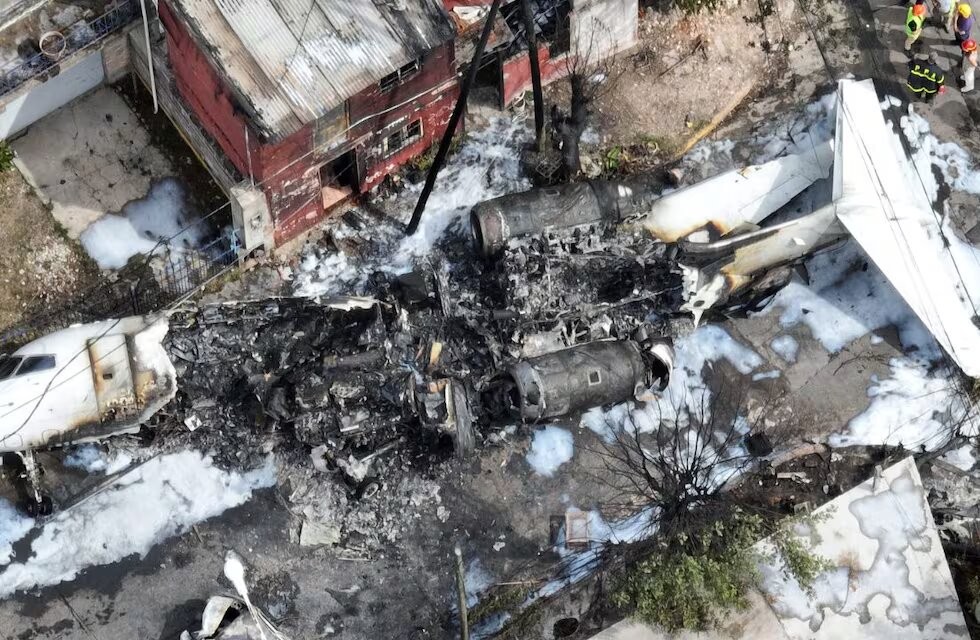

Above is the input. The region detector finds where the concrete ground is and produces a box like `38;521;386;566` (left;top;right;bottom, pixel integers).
0;1;977;639
10;85;180;238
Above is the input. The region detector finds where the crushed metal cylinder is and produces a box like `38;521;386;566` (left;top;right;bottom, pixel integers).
470;179;661;256
483;338;674;421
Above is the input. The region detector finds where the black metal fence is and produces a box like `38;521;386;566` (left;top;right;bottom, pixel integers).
0;224;242;351
0;0;139;99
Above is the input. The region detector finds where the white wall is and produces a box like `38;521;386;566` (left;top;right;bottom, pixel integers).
571;0;638;59
0;50;105;139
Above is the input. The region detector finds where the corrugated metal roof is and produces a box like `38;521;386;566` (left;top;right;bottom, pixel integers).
170;0;456;140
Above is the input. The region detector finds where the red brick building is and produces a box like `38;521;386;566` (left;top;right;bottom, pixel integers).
157;0;459;246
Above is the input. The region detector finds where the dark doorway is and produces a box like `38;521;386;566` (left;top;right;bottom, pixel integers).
471;49;504;109
320;150;358;211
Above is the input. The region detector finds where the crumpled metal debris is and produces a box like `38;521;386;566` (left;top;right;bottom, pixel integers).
180;553;292;640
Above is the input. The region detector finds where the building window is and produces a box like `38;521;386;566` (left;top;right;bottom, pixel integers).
383;120;423;156
379;59;421;92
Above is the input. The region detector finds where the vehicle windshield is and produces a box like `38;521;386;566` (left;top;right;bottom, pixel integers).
0;356;22;380
16;355;56;376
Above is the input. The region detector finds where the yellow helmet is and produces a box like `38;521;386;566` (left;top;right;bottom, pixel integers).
960;3;973;18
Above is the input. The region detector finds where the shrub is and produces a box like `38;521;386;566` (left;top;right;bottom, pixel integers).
407;135;467;173
613;510;764;632
614;510;833;632
769;513;834;593
0;141;14;172
672;0;725;14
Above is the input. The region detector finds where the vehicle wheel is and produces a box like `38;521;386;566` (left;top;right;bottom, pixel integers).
355;478;382;500
26;495;53;517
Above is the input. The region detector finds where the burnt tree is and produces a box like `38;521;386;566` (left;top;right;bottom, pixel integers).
522;0;546;150
553;19;622;181
586;381;791;535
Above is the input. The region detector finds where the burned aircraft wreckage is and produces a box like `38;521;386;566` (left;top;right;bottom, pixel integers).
0;269;678;511
5;79;977;515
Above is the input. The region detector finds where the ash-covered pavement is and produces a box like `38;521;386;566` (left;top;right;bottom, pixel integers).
1;1;979;638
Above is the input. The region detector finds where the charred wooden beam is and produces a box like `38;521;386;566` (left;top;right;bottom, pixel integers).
407;0;504;236
522;0;545;150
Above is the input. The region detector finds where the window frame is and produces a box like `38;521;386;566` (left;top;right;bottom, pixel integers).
379;59;422;93
15;354;57;377
0;356;22;381
382;119;424;157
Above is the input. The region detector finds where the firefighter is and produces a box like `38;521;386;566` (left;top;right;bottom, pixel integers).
906;2;928;51
934;0;956;30
962;38;978;92
954;2;975;45
907;53;947;101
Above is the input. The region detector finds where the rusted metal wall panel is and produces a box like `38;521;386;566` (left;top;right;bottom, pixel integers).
159;0;253;177
313;105;350;162
501;44;568;106
167;0;456;140
360;87;459;192
348;41;456;141
349;40;460;192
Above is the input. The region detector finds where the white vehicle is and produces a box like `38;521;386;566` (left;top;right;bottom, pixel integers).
0;315;177;514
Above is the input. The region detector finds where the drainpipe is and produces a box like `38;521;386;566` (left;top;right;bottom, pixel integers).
245;125;254;186
139;0;158;114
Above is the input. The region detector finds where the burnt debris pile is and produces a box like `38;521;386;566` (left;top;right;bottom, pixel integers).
125;180;688;522
487;228;681;344
149;201;681;483
157;292;479;474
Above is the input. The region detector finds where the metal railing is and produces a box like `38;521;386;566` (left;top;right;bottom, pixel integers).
0;216;242;351
0;0;139;99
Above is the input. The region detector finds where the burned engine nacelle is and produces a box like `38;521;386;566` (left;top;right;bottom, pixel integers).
470;179;661;257
484;338;673;422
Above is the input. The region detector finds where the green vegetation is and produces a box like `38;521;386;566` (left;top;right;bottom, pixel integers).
407;134;467;173
467;583;533;627
613;510;764;632
672;0;724;14
0;141;15;172
613;509;832;632
769;512;834;593
636;133;678;157
966;575;980;612
467;582;546;638
602;145;625;173
497;601;544;639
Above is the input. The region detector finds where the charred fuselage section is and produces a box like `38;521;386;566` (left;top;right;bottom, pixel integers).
149;235;678;476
